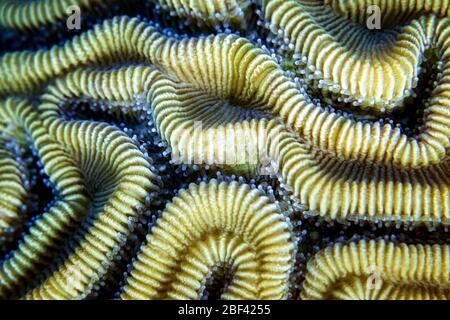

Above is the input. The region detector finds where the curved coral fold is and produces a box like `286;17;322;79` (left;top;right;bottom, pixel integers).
0;137;27;236
301;240;450;300
27;27;449;224
0;98;90;297
121;180;294;300
125;27;450;169
25;118;159;299
261;0;446;112
265;120;450;224
0;0;102;30
0;96;159;299
0;16;162;96
326;0;450;27
0;0;251;31
39;62;272;170
2;17;449;168
1;0;450;300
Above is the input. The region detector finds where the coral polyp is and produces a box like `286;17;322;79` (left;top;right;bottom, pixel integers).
0;0;449;300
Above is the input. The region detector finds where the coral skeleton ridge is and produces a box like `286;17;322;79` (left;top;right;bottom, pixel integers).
121;180;294;300
301;240;450;300
0;0;449;300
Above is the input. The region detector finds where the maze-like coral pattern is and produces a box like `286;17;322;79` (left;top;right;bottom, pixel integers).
0;0;449;300
301;240;450;300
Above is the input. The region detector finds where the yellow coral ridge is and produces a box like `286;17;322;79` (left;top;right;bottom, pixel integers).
25;119;159;299
39;64;272;169
326;0;450;26
266;120;450;224
0;98;90;297
36;59;449;223
1;0;450;301
2;18;450;168
0;0;102;30
0;13;448;227
0;0;250;31
0;138;27;235
262;0;437;111
121;180;294;300
301;240;450;300
139;29;450;168
0;16;162;96
0;97;159;299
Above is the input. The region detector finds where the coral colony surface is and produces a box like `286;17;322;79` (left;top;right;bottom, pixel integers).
1;0;450;300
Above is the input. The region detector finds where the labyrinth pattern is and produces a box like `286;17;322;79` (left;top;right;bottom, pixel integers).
0;0;450;300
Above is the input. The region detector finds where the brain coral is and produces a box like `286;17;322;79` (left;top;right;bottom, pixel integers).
301;240;450;300
0;0;449;300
